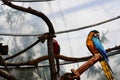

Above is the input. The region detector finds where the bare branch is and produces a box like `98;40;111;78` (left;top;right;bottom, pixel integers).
0;69;16;80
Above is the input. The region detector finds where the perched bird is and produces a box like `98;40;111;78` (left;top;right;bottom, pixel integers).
53;39;60;76
86;30;113;80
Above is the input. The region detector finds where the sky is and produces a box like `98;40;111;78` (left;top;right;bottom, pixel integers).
0;0;120;79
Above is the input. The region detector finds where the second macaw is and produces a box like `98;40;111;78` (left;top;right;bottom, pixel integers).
53;39;60;76
86;30;113;80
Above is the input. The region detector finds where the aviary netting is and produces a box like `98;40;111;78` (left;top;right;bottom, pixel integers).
0;0;120;80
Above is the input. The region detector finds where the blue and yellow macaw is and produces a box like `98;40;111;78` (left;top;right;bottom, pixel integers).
86;30;113;80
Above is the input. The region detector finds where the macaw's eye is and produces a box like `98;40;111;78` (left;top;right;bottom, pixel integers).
94;33;99;38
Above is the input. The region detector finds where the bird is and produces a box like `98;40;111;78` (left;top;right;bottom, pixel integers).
53;39;60;76
86;30;114;80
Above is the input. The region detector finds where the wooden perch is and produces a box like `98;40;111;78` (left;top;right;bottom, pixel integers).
60;45;120;80
4;33;55;61
0;45;119;67
0;46;119;79
71;54;101;77
61;54;102;80
0;54;9;72
0;45;119;80
1;0;120;80
1;0;57;80
0;55;91;66
60;73;80;80
0;69;16;80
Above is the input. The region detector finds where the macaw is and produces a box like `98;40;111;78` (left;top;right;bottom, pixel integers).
86;30;113;80
53;39;60;76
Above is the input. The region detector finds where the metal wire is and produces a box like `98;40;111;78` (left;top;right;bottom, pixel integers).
0;0;54;2
0;15;119;36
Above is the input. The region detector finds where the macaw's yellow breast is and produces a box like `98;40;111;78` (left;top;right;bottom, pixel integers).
86;37;99;55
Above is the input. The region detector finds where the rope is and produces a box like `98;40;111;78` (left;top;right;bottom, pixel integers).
0;15;119;36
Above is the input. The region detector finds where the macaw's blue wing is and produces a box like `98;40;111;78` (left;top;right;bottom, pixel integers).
92;37;109;62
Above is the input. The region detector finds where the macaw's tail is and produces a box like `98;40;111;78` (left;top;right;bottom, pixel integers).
100;60;114;80
56;58;60;76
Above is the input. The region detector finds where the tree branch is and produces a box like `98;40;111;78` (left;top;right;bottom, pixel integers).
60;45;120;80
0;45;119;67
0;69;16;80
1;0;57;79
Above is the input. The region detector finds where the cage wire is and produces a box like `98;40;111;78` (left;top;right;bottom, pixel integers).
0;0;54;2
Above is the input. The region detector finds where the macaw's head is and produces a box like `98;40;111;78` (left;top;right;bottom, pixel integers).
88;30;100;39
53;39;58;44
